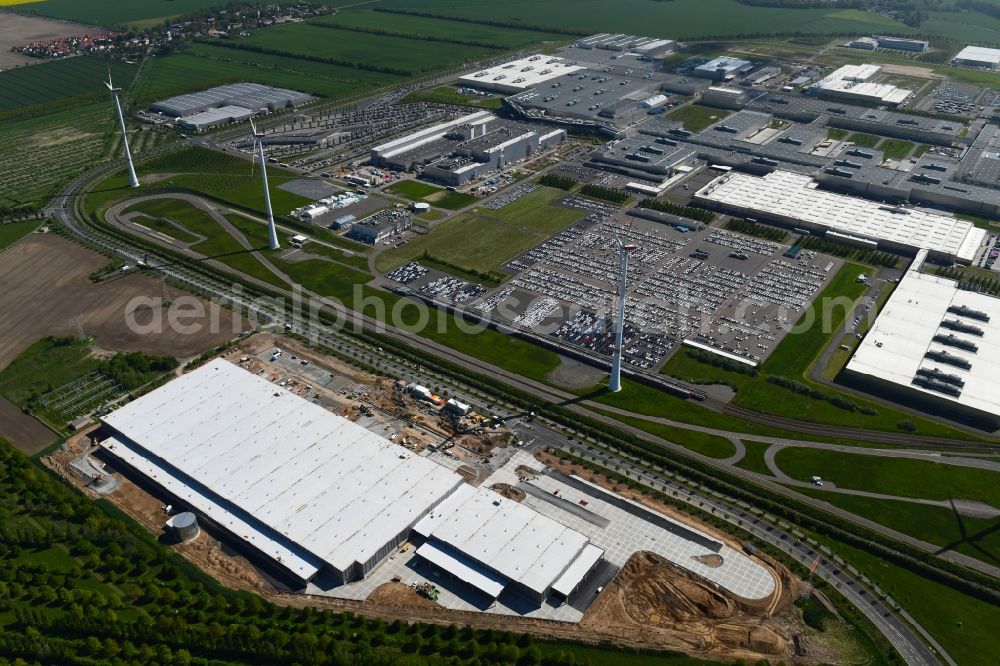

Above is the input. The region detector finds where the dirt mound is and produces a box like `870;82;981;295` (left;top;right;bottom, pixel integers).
490;483;526;502
623;553;736;624
515;465;541;481
693;553;724;568
716;624;786;654
581;551;807;661
367;582;439;609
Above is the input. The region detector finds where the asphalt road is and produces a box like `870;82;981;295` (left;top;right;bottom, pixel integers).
49;156;962;666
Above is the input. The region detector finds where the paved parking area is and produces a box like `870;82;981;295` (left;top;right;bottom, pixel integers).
487;452;776;601
475;209;840;367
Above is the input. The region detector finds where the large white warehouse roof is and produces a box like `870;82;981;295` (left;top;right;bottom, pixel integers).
458;55;584;93
952;45;1000;68
101;359;464;581
847;251;1000;422
695;170;986;263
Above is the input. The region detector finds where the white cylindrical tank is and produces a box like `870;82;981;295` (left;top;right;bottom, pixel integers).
167;512;200;542
412;202;431;213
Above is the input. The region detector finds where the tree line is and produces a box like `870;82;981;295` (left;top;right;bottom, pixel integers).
200;41;414;77
309;21;508;51
372;8;592;36
637;198;714;223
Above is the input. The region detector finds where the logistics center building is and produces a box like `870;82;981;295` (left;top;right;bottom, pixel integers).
99;360;604;602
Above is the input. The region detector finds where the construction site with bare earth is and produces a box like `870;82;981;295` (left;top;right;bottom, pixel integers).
41;331;861;665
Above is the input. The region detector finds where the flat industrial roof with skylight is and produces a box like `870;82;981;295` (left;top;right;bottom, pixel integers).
694;170;987;264
846;250;1000;428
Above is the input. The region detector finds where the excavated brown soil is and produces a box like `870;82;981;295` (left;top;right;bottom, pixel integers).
582;551;799;661
490;483;526;502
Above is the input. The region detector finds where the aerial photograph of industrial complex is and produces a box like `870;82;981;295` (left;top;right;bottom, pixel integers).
2;0;1000;664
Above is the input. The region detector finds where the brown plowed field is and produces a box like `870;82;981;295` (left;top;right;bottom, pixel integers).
0;15;95;70
0;234;247;452
0;395;56;455
0;234;245;372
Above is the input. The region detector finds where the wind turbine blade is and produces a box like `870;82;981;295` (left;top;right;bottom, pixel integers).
249;116;257;136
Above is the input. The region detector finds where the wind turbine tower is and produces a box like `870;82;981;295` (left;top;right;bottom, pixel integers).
250;118;280;250
608;233;636;393
106;71;138;188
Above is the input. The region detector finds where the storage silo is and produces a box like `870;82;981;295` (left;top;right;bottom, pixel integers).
167;512;200;542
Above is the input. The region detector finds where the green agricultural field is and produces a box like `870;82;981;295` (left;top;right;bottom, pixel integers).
667;105;730;132
0;337;98;408
239;22;495;75
0;56;136;114
375;186;585;275
371;0;923;39
795;488;1000;566
0;102;113;210
877;139;915;160
399;85;504;109
0;220;40;250
4;0;266;28
921;9;1000;45
315;10;569;48
133;45;401;105
774;447;1000;508
384;180;477;209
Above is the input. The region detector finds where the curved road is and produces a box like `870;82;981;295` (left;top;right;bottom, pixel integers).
99;191;1000;579
48;160;973;665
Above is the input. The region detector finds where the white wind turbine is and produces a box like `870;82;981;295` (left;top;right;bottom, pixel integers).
105;69;138;188
250;117;279;250
608;232;636;393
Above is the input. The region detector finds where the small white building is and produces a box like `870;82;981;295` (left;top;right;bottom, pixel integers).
848;36;879;51
640;94;669;110
444;398;470;416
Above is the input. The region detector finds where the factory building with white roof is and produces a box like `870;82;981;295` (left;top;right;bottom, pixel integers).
694;170;987;265
99;359;604;603
808;64;912;106
845;250;1000;429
